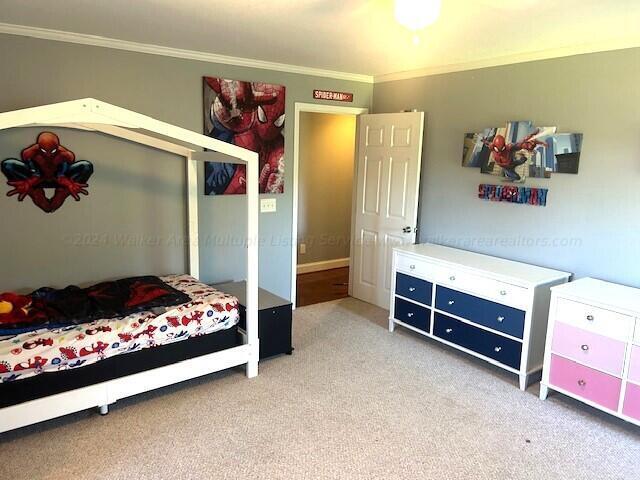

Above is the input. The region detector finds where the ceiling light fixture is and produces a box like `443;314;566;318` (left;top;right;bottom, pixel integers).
395;0;441;34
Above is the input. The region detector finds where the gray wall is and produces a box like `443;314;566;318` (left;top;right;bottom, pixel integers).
0;127;185;292
0;34;373;297
373;48;640;288
297;112;356;265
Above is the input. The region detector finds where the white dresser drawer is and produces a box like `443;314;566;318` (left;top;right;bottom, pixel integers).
396;253;436;280
635;319;640;345
555;298;635;340
435;267;529;309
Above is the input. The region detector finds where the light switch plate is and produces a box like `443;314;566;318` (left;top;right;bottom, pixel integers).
260;198;277;213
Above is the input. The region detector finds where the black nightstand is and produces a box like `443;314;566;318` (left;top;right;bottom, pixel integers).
215;281;293;360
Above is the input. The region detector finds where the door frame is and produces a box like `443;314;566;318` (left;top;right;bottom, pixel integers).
291;102;369;308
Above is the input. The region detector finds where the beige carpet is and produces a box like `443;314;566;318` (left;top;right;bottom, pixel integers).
1;298;639;480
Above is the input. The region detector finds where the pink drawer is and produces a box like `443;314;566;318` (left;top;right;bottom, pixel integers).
628;346;640;383
549;355;622;411
551;322;627;376
623;383;640;421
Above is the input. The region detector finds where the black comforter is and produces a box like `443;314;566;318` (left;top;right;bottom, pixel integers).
2;276;191;334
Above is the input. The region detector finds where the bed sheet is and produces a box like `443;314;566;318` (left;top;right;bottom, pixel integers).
0;275;239;384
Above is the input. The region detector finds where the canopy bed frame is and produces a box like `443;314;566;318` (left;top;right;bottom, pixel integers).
0;98;259;433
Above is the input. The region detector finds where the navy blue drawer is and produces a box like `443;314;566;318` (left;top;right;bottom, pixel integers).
435;286;525;339
433;313;522;370
435;286;484;325
395;273;432;305
394;297;431;332
482;302;525;339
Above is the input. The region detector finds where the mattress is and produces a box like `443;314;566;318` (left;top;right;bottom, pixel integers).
0;275;239;384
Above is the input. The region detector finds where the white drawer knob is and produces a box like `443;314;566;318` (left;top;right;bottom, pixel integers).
407;312;414;318
494;346;502;353
586;315;594;321
448;300;455;305
409;287;416;292
581;344;589;352
445;328;453;333
500;290;507;296
409;264;416;270
449;275;456;281
497;316;505;323
578;379;586;387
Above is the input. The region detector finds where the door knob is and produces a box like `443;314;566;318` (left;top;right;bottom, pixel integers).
402;226;412;233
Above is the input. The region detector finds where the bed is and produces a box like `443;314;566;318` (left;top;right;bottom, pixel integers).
0;99;259;433
0;275;241;407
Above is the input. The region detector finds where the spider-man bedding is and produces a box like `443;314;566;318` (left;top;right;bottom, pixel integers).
0;275;239;384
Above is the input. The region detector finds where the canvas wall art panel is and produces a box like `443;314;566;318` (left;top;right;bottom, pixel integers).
203;77;286;195
462;121;582;183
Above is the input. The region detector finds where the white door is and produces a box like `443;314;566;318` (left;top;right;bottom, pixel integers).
350;112;425;309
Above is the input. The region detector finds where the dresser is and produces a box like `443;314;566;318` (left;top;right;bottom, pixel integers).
390;244;571;390
540;278;640;425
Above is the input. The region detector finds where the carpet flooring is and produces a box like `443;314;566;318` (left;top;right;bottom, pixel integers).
1;298;639;480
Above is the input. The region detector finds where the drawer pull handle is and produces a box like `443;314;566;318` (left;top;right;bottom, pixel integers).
445;328;453;333
500;290;507;296
494;346;502;353
408;287;416;292
497;316;505;323
578;379;586;387
581;344;589;351
409;264;416;270
586;315;594;321
407;312;414;318
449;275;456;281
448;300;455;305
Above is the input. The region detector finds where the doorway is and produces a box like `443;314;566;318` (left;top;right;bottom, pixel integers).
292;103;368;308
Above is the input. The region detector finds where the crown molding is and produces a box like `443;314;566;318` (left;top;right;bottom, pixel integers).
374;37;640;83
3;22;638;86
0;22;374;84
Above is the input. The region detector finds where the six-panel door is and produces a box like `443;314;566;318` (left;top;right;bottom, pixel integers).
351;112;425;309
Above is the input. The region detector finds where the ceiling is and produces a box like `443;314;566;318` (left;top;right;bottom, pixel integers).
0;0;639;81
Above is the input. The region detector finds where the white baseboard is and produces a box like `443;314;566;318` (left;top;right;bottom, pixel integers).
297;258;350;275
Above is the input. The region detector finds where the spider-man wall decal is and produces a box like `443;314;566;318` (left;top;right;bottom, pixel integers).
1;132;94;213
203;77;285;195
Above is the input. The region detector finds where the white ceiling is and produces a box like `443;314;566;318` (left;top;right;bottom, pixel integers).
0;0;639;80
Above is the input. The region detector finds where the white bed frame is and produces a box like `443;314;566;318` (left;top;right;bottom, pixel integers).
0;98;259;433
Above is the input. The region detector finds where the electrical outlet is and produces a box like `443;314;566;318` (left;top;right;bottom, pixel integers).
299;243;306;255
260;198;277;213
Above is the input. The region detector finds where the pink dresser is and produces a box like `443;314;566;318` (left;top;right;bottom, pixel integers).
540;278;640;427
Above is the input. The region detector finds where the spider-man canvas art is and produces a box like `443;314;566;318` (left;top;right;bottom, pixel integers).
203;77;285;195
462;121;582;183
1;132;94;212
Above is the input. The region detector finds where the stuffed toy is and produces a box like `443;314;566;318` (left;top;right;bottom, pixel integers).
0;292;32;325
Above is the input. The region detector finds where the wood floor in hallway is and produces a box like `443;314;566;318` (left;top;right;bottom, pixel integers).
296;267;349;307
